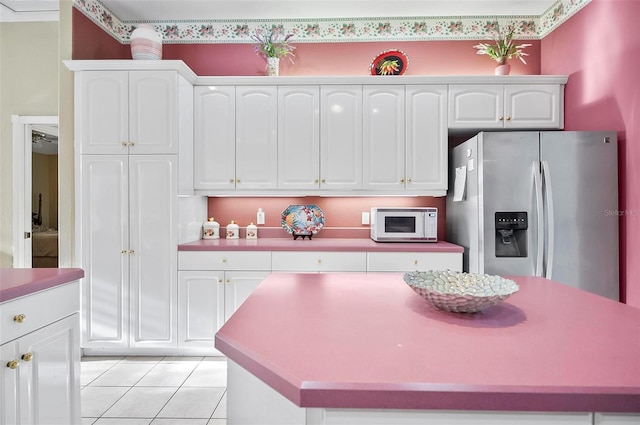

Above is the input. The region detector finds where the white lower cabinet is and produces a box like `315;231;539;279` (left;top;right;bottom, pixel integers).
594;414;640;424
177;252;271;354
367;251;462;272
272;252;367;272
1;282;81;425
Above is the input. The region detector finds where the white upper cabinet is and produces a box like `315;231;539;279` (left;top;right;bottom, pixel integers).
363;85;406;191
406;85;448;192
194;86;236;190
235;86;278;190
278;86;320;190
320;85;363;191
448;84;562;129
77;70;179;154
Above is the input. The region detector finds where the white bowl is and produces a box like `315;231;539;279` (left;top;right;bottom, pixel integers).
403;270;519;313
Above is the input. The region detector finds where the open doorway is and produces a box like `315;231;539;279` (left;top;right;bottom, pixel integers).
12;115;59;268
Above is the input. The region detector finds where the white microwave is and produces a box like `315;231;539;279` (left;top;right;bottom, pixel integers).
370;207;438;242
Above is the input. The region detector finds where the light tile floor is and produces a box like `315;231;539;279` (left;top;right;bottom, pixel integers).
81;356;227;425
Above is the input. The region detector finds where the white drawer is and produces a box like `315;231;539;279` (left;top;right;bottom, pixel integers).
178;251;272;271
272;251;367;272
367;252;462;272
1;281;80;344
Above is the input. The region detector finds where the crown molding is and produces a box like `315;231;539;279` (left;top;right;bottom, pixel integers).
72;0;590;44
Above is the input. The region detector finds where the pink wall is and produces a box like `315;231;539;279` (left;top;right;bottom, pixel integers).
541;0;640;306
207;196;446;239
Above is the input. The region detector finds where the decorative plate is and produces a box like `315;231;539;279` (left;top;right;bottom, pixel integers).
281;205;325;238
370;50;409;76
403;270;519;313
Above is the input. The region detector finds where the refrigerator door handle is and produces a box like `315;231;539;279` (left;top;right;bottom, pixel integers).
533;162;544;277
542;160;555;279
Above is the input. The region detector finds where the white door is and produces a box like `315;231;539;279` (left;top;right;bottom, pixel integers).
223;271;269;322
363;85;405;191
405;85;448;191
320;85;363;190
18;315;80;425
194;86;236;190
76;71;129;155
129;71;179;154
448;85;503;128
277;86;320;190
235;86;278;190
178;271;225;350
129;155;178;348
80;155;129;349
505;84;561;129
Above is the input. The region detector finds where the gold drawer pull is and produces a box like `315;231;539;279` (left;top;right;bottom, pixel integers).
13;314;26;323
21;352;33;362
317;259;322;265
6;360;19;369
413;260;418;265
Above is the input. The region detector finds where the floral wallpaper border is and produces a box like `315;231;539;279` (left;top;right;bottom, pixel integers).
73;0;591;44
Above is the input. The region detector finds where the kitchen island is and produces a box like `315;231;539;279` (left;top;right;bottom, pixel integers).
215;273;640;425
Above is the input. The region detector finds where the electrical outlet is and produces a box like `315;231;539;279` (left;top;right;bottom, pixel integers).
361;212;370;225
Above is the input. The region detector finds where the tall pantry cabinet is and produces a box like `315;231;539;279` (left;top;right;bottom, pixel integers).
71;65;191;353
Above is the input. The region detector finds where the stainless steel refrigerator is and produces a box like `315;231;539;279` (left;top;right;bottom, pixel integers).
446;131;619;301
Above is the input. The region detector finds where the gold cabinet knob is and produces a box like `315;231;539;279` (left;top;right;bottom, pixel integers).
121;141;128;147
128;141;134;146
506;116;512;121
229;179;234;183
121;249;127;254
221;258;227;263
217;278;223;284
236;179;241;183
225;278;230;284
317;259;322;264
400;178;405;183
129;250;135;255
13;314;26;323
407;178;412;183
413;260;418;265
499;116;504;121
21;352;33;362
6;360;19;369
321;179;326;183
314;179;319;184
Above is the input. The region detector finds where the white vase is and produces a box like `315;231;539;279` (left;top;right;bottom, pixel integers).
495;62;511;75
130;24;163;60
267;57;280;76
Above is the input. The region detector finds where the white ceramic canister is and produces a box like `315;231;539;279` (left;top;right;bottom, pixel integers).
226;220;240;239
246;222;258;239
130;24;163;60
203;217;220;240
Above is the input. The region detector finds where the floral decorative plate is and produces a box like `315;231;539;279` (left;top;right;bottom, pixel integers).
281;205;325;239
370;50;409;76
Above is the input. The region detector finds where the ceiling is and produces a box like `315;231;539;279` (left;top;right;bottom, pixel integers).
2;0;559;22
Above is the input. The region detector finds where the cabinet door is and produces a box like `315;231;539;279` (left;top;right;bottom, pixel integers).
505;84;562;129
178;271;225;351
278;86;320;190
129;156;178;348
406;85;448;191
76;71;128;155
223;271;270;322
80;156;129;349
194;86;236;190
448;85;503;128
363;86;405;191
18;315;80;425
236;86;278;189
320;85;363;190
129;71;179;154
1;341;18;424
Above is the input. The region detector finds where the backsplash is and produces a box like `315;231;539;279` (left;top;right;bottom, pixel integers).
207;196;446;239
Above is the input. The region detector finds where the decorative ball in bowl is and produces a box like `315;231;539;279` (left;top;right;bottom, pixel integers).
403;270;519;313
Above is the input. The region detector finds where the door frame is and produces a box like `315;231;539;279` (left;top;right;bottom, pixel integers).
12;115;58;268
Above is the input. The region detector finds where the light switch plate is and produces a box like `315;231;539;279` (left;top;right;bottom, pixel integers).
362;212;370;225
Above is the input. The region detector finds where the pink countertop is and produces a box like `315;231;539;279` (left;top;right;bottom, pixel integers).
179;238;463;253
0;268;84;303
215;273;640;412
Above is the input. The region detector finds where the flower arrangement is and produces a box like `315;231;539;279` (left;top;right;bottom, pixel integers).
251;28;296;62
473;23;532;64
